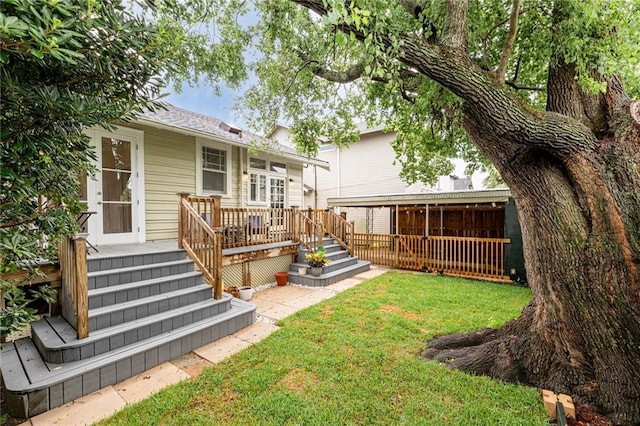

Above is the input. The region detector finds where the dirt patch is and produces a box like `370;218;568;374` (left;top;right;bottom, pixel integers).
380;304;422;320
319;306;333;318
277;368;319;393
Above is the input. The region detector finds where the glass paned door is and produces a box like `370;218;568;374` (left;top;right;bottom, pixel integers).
101;137;133;234
270;177;285;227
86;130;140;245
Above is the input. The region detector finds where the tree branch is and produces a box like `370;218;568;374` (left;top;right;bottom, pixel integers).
308;60;366;83
496;0;520;84
441;0;468;49
505;80;543;91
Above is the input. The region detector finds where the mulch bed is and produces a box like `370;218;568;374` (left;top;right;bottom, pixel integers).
567;405;614;426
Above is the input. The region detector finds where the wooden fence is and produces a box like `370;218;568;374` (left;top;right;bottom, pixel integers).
353;233;511;282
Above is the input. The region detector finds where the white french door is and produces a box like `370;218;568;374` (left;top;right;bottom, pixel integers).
86;128;144;246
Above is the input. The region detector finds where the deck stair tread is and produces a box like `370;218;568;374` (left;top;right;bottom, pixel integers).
88;270;202;296
2;299;255;390
87;258;194;278
86;249;187;272
32;298;230;348
89;283;212;318
290;256;357;272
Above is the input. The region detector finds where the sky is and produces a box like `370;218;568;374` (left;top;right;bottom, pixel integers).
165;84;243;126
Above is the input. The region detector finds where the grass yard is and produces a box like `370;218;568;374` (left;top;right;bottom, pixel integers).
99;271;548;425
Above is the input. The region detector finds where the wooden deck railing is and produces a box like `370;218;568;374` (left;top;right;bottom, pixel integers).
184;195;296;249
178;196;223;299
58;235;89;338
427;236;510;280
352;233;511;282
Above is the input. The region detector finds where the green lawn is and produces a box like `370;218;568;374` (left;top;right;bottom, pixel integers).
100;271;548;425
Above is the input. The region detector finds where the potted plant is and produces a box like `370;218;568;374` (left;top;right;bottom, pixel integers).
305;246;330;277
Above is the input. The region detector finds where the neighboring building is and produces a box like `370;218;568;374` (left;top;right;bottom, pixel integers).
80;104;328;247
270;124;481;234
327;189;527;283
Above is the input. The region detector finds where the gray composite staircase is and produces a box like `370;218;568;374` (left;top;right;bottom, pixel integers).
288;237;370;286
1;248;255;418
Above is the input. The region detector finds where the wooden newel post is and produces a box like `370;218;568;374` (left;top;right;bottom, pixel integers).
73;235;89;339
213;228;223;299
291;206;299;242
210;195;221;228
178;193;190;249
349;220;355;256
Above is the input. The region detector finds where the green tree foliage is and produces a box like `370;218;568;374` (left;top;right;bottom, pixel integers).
152;1;640;422
0;0;169;337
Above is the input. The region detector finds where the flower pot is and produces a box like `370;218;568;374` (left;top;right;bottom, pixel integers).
225;286;239;298
275;271;288;286
238;286;254;301
297;266;307;275
310;266;323;277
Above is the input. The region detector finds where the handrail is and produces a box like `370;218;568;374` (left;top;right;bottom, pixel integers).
178;197;223;299
322;210;354;255
294;210;323;252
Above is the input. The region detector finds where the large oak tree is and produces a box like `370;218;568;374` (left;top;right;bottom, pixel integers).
181;0;640;423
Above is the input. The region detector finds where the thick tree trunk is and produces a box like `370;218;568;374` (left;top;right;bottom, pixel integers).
423;100;640;424
290;1;640;422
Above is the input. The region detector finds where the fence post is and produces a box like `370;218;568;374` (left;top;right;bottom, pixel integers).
394;235;400;268
73;236;89;339
177;193;190;249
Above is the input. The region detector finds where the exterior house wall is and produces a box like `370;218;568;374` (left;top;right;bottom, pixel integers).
122;124;306;242
138;125;196;241
297;130;403;231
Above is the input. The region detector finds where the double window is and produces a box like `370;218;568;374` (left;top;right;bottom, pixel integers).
249;157;287;206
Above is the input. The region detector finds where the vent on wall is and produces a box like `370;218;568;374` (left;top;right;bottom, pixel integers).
220;122;242;138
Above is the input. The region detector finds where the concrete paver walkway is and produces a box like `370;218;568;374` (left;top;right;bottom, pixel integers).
20;267;387;425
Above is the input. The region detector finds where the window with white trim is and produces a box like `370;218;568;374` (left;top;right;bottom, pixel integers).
250;173;267;203
247;156;288;206
197;139;231;196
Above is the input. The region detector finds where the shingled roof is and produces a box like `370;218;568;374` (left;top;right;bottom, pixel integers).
136;103;329;168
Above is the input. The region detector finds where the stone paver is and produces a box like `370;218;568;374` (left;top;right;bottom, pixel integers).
114;362;190;404
171;352;213;377
27;387;126;426
194;335;252;363
233;320;280;343
258;303;304;320
326;277;363;291
283;289;336;309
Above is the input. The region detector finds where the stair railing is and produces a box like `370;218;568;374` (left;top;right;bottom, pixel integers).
178;195;223;299
323;210;354;255
294;210;325;252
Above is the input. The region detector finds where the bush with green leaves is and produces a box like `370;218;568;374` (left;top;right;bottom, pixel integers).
0;0;169;338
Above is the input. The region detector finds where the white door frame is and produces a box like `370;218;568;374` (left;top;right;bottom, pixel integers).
85;126;145;246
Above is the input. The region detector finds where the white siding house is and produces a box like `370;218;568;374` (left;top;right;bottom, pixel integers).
270;124;480;234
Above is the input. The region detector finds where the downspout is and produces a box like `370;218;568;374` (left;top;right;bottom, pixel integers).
336;147;341;199
314;165;318;210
